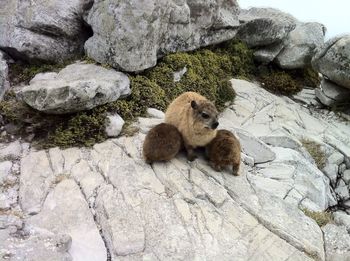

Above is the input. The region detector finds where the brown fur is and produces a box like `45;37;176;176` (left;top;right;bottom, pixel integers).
165;92;219;161
206;129;241;175
143;123;183;164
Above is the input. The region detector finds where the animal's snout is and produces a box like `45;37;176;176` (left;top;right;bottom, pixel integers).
211;121;219;129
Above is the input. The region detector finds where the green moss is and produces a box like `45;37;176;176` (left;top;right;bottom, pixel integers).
301;139;326;170
302;209;332;227
2;40;256;148
260;71;302;95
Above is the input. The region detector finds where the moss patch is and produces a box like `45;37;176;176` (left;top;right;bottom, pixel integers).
301;139;326;170
302;209;332;227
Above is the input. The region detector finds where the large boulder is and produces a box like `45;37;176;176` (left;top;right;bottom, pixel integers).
312;35;350;89
315;78;350;107
0;0;92;63
237;7;297;48
276;22;325;69
84;0;240;72
0;51;9;100
19;63;130;114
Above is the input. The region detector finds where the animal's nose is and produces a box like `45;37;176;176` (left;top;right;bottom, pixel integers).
211;121;219;129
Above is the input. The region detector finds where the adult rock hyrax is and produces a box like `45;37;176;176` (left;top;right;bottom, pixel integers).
165;92;219;161
206;129;241;175
143;123;183;164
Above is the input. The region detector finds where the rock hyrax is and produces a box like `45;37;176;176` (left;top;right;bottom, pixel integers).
143;123;183;164
165;92;219;161
206;129;241;175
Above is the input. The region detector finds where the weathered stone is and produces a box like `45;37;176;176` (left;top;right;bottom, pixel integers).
323;224;350;261
137;117;164;134
19;63;130;114
324;135;350;159
105;114;124;138
0;161;12;184
0;0;92;63
0;140;22;161
0;51;9;100
333;211;350;232
147;108;165;119
339;163;346;174
322;164;338;187
19;150;54;214
320;78;350;101
0;228;72;261
253;43;284;63
328;151;345;165
276;22;325;69
0;214;23;230
343;170;350;185
95;185;145;257
85;0;239;71
237;8;297;47
260;135;301;149
335;180;349;201
312;35;350;89
315;88;337;107
28;179;107;261
235;130;276;163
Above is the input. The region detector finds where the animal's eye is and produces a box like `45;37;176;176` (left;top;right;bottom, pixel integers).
201;112;209;119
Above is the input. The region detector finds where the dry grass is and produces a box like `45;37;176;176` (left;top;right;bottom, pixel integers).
302;209;332;227
301;139;326;170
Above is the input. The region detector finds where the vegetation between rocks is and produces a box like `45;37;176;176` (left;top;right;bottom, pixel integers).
302;209;332;227
301;139;326;170
0;39;320;148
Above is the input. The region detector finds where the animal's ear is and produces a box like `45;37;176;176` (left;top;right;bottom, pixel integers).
191;100;198;110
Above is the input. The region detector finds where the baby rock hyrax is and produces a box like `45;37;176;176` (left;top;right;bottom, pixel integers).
206;129;241;175
165;92;219;161
143;123;183;163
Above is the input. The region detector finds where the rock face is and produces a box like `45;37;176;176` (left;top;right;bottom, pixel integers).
312;35;350;89
0;51;9;100
84;0;240;72
315;78;350;107
19;63;130;114
0;0;92;63
276;22;325;69
323;224;350;261
237;8;297;48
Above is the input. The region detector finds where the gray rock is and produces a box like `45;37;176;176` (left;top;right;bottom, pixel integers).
335;180;349;201
260;135;301;149
315;88;337;107
173;66;188;82
276;22;325;69
312;35;350;89
105;114;124;138
0;214;23;230
0;140;22;161
28;179;107;261
323;224;350;261
324;135;350;160
0;0;92;63
235;130;276;163
19;63;130;114
333;211;350;232
146;108;165;119
241;152;255;166
328;151;345;165
0;161;12;184
322;163;338;187
339;163;346;174
85;0;239;72
253;43;284;64
320;78;350;101
0;228;72;261
95;185;145;258
343;170;350;184
237;8;297;47
0;51;9;100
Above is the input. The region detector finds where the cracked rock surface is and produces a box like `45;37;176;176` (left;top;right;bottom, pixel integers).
1;79;350;260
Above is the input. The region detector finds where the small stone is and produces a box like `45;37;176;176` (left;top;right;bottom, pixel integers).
328;151;345;165
0;161;12;184
241;153;254;166
0;140;22;161
146;108;165;119
339;163;346;175
105;114;125;138
322;164;338;187
335;180;350;201
333;211;350;232
343;170;350;185
173;66;187;82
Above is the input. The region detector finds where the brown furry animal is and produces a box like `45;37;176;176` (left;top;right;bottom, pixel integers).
206;129;241;175
143;123;183;163
165;92;219;161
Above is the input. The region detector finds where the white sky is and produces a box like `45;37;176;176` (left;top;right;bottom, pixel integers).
238;0;349;39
